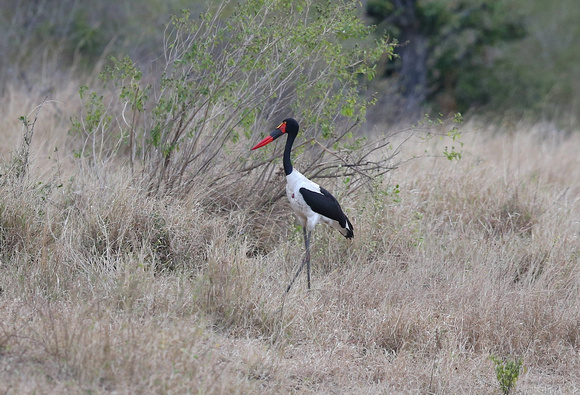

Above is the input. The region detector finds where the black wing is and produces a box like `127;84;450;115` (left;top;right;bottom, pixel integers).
299;187;349;228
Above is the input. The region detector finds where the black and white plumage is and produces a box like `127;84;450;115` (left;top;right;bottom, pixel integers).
251;118;354;291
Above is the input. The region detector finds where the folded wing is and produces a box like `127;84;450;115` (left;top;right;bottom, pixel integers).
299;187;354;238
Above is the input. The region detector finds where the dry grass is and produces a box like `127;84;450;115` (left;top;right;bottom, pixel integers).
1;83;580;394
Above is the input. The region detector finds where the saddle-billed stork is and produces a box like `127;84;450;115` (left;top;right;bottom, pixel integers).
251;118;354;291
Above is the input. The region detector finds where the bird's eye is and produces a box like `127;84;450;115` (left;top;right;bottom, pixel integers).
277;121;287;133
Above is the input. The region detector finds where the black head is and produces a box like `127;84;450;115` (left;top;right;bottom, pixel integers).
251;118;300;150
281;118;299;136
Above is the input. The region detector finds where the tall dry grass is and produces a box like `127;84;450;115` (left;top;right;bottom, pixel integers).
1;82;579;393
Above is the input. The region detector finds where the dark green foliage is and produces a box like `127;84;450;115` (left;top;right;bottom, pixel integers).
367;0;526;115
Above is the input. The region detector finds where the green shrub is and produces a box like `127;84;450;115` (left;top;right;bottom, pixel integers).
73;0;395;202
490;355;524;394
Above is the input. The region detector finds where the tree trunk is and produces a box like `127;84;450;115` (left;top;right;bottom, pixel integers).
392;0;428;116
397;30;428;115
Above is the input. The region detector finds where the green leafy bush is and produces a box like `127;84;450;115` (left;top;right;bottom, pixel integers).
73;0;395;202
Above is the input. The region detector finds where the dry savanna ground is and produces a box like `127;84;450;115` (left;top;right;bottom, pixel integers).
1;83;580;394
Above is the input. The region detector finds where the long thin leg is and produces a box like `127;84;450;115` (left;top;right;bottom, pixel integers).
286;258;306;293
304;229;311;290
285;228;312;293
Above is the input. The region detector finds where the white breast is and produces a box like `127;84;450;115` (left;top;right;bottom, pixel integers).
285;169;321;229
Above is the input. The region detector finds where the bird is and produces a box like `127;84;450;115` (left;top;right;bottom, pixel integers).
251;118;354;291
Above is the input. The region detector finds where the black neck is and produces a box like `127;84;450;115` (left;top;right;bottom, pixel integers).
283;132;296;175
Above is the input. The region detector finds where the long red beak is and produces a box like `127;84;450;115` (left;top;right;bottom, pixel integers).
251;128;285;150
